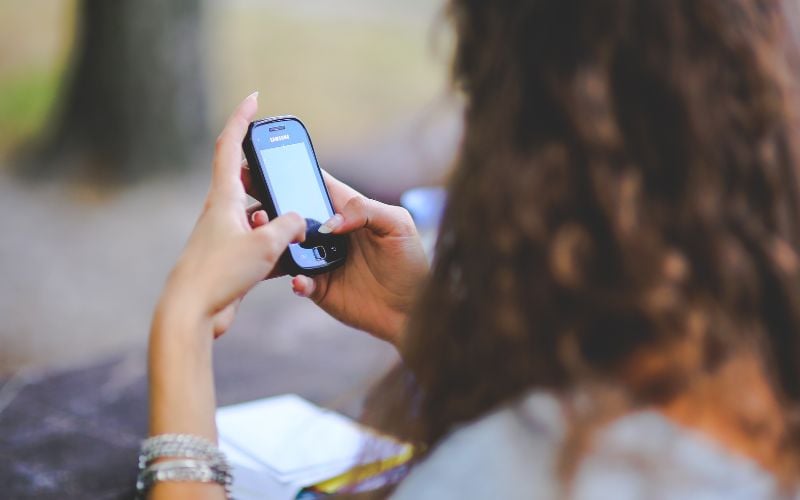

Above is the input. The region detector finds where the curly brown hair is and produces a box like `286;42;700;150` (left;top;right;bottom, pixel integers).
364;0;800;492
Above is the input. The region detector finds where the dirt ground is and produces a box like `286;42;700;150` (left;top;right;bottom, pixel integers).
0;166;400;376
0;169;206;371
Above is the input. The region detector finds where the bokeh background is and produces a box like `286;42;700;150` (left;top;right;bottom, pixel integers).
0;1;458;496
0;0;458;373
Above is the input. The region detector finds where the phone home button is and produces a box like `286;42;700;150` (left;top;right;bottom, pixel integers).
312;246;327;261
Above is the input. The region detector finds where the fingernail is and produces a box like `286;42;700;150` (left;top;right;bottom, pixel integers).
318;214;343;234
246;91;259;101
293;288;305;297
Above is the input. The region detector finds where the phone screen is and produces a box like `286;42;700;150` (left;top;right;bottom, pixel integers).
258;141;332;223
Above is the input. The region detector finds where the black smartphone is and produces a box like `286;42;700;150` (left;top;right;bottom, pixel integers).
242;116;347;276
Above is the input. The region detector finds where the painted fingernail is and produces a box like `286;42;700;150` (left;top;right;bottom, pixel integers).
250;210;265;224
318;214;343;234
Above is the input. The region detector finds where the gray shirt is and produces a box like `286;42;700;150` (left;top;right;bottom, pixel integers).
392;393;786;499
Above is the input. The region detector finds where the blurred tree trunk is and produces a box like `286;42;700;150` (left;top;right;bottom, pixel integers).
32;0;208;184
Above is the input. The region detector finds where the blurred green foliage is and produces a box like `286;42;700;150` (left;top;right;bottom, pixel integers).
0;70;61;152
0;0;74;157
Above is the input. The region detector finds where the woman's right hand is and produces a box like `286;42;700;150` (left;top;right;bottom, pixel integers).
244;167;429;347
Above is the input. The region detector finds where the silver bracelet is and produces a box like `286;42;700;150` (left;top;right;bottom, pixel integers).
137;434;233;499
139;434;228;470
136;459;232;498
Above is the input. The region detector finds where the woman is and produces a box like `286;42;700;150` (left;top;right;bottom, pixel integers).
145;0;800;498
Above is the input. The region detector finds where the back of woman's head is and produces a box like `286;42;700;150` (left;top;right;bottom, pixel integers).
373;0;800;476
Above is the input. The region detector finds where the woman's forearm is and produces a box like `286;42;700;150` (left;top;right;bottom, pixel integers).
148;305;217;439
147;303;225;499
141;93;300;499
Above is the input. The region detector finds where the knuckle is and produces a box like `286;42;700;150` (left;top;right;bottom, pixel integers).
350;195;369;210
347;195;370;216
287;211;304;226
253;226;271;245
267;242;282;261
393;206;416;234
279;213;304;236
396;206;413;223
233;114;249;132
202;196;213;212
214;134;226;153
257;234;281;261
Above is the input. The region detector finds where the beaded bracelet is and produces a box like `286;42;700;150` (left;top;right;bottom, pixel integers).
136;434;233;499
139;434;229;471
136;459;233;498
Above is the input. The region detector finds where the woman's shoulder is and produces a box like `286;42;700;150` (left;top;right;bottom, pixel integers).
391;392;566;500
391;392;785;500
573;408;781;500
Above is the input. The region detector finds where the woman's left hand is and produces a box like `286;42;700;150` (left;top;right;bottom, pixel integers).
154;92;306;338
147;94;307;500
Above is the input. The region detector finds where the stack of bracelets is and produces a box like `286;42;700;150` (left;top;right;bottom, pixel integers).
136;434;233;499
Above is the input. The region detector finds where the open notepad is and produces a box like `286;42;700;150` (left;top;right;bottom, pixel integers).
217;394;411;499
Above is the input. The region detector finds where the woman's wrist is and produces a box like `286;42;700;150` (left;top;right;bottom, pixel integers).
153;277;215;338
375;309;409;349
148;298;218;441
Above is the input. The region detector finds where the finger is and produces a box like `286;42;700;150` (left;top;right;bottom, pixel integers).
291;275;316;298
265;265;287;280
247;201;264;220
213;299;241;339
250;212;307;263
212;92;260;198
320;195;416;238
241;159;254;196
249;209;269;229
241;159;267;203
321;169;363;211
292;275;328;303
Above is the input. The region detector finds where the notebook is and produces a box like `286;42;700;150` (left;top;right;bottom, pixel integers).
216;394;412;499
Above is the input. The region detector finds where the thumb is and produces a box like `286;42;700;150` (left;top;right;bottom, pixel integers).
319;196;416;238
249;212;306;264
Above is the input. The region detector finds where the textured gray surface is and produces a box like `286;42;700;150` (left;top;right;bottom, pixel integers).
0;285;397;499
0;359;145;499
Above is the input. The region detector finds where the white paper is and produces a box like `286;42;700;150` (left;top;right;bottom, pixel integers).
216;394;405;500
